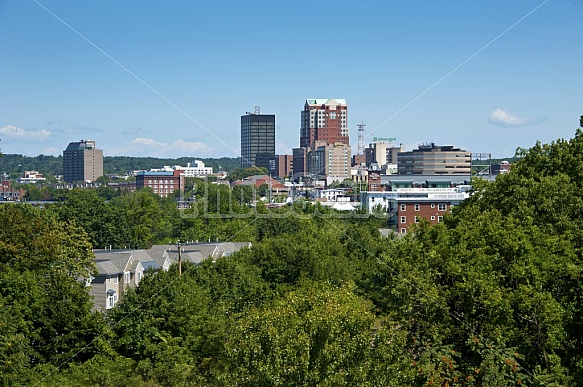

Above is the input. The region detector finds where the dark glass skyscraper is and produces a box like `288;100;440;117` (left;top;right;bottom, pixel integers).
241;112;275;170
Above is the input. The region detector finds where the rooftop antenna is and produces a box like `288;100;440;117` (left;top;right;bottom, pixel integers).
254;106;261;115
357;121;366;155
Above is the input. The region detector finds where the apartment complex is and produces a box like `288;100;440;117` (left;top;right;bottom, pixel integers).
397;143;471;175
63;140;103;183
300;98;349;148
241;111;275;170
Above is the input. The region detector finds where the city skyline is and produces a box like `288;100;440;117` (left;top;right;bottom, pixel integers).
1;1;581;159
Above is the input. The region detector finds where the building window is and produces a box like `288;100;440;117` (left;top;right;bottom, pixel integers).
400;216;406;223
107;292;118;309
415;216;420;223
438;216;443;222
431;216;436;221
400;228;406;234
124;272;130;284
136;272;142;284
114;276;118;284
431;203;435;208
414;204;420;211
438;203;447;211
400;204;406;211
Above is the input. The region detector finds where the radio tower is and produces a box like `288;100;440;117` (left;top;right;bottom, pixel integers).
357;121;366;155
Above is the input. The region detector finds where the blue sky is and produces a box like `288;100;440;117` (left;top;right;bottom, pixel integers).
1;0;581;159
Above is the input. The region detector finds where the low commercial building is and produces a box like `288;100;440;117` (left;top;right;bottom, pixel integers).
398;143;471;175
17;171;46;184
153;161;213;177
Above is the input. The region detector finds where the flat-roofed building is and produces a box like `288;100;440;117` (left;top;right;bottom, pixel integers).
136;170;184;198
398;143;471;175
275;154;293;178
241;111;275;170
310;141;351;181
292;147;309;178
63;140;103;183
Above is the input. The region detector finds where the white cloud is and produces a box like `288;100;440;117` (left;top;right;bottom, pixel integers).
131;137;164;147
488;109;545;127
276;142;292;155
109;137;210;157
0;125;51;141
42;147;60;156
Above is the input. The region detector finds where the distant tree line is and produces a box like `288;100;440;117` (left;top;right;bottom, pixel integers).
0;154;241;179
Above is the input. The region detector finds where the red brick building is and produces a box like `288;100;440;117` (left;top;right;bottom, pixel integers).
367;164;384;191
396;199;452;234
136;170;184;198
300;98;349;148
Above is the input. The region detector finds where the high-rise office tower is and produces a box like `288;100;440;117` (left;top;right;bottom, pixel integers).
63;140;103;183
241;108;275;170
300;98;349;148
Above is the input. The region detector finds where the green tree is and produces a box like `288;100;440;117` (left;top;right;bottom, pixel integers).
52;188;131;249
217;282;414;386
228;166;268;182
110;189;174;248
0;205;110;384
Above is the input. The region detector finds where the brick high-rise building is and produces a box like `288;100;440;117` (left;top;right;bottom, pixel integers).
300;98;349;148
63;140;103;183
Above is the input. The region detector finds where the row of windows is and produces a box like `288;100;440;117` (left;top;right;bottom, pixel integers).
400;203;448;211
400;215;443;223
123;271;142;284
147;180;175;184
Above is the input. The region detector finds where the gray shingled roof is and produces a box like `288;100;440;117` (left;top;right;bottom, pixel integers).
93;252;133;275
95;259;122;276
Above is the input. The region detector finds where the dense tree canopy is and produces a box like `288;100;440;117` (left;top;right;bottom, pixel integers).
2;119;583;385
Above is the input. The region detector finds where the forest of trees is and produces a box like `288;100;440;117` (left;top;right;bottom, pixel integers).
1;120;583;386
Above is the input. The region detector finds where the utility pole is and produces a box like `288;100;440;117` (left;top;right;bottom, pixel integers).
176;240;182;276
